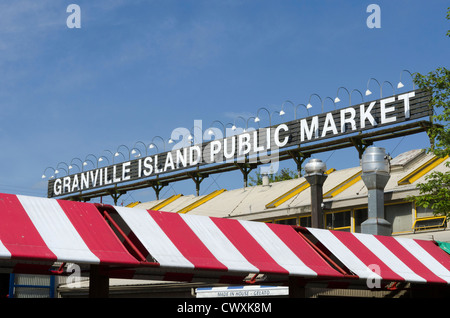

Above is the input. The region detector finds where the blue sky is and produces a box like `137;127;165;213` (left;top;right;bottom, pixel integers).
0;0;448;205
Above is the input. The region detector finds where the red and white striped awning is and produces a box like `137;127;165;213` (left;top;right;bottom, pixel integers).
1;192;450;287
112;206;345;282
0;193;139;273
308;228;450;285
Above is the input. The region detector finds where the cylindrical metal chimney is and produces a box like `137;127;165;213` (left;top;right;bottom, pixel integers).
262;173;270;186
360;147;392;236
361;146;390;174
305;158;327;175
304;159;328;229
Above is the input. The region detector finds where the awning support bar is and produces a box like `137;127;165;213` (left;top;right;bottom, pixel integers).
95;203;159;266
102;210;148;262
293;226;357;279
49;262;66;275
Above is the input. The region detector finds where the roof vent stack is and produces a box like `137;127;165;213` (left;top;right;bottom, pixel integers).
262;173;270;186
304;158;328;229
360;146;392;236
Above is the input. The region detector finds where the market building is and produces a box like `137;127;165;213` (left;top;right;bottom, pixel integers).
7;146;449;299
2;84;450;298
133;148;449;237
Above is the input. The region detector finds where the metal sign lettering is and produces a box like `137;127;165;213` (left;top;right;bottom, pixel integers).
48;89;431;198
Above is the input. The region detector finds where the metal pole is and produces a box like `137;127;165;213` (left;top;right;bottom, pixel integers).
291;159;327;298
304;159;328;229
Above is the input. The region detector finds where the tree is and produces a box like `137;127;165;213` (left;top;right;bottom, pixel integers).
414;67;450;158
249;168;298;186
408;7;450;219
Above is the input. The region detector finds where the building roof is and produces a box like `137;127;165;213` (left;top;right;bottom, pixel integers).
135;149;450;221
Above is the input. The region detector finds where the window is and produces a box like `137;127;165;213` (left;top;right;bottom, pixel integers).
299;215;311;227
325;210;351;231
414;205;447;232
354;208;368;233
274;217;297;226
413;216;447;232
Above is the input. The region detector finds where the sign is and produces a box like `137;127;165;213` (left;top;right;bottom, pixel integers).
48;89;431;198
195;286;288;298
